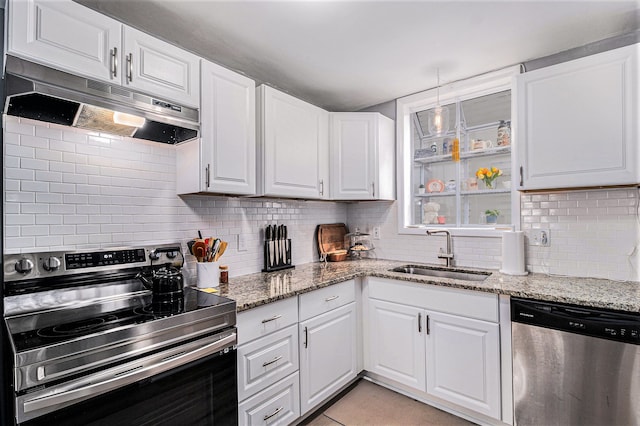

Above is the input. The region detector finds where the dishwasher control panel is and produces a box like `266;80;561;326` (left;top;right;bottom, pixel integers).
512;298;640;345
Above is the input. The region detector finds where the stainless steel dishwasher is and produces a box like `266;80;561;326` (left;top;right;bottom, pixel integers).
511;297;640;426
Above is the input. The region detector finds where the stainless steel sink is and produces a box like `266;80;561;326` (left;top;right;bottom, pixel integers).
390;265;490;281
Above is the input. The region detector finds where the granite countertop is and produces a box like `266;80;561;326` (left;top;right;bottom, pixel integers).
220;259;640;313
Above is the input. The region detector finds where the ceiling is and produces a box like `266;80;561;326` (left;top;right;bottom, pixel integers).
75;0;639;112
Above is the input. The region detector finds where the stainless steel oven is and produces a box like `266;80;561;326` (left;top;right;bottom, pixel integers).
3;244;238;425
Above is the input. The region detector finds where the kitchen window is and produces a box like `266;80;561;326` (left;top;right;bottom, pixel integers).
396;66;521;236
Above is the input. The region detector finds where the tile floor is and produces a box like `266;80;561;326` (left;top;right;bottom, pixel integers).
301;380;475;426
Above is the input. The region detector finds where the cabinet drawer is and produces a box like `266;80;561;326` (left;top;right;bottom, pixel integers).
299;280;355;322
238;372;300;426
238;324;299;402
367;277;498;322
238;297;298;345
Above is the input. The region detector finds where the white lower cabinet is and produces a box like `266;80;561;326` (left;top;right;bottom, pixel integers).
426;311;501;419
299;302;358;414
238;372;300;426
367;299;425;390
364;278;502;421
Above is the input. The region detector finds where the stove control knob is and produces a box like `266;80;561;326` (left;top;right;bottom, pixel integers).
15;258;34;274
149;250;161;261
166;251;178;259
43;256;61;272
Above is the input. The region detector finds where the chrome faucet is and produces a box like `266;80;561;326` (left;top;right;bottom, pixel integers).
426;229;454;267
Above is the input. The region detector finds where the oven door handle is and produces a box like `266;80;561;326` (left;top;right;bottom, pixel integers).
22;333;236;416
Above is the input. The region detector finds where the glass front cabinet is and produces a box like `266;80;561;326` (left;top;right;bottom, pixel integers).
397;67;520;233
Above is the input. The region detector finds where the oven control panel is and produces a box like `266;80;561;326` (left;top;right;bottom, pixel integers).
66;249;146;270
3;244;183;282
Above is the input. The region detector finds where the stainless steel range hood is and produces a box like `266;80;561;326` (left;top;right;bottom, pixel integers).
4;55;199;144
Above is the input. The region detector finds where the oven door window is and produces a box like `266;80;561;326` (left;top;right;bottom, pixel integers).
21;349;237;426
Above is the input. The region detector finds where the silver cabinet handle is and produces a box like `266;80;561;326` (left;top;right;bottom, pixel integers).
261;314;282;324
126;53;133;82
262;355;283;367
325;295;339;302
303;326;308;348
205;164;210;188
418;313;422;333
372;182;375;197
426;315;430;335
111;47;118;78
319;179;324;196
23;333;236;414
263;406;284;421
519;166;524;187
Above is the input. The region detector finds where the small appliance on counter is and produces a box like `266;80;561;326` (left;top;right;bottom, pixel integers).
344;231;375;259
263;224;293;272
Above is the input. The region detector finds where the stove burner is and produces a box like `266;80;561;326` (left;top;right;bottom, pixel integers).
37;315;119;338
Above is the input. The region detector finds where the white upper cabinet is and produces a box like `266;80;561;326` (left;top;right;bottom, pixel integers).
176;60;255;196
517;44;639;190
257;85;329;199
8;0;121;82
122;26;200;107
330;113;395;200
8;0;200;107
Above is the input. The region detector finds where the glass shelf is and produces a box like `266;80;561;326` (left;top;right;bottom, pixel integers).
414;146;510;164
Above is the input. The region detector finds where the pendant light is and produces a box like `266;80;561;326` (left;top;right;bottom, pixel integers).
427;69;450;136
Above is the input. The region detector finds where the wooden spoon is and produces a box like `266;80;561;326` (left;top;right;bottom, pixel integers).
214;241;228;262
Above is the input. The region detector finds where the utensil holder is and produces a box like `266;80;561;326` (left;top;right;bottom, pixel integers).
262;239;294;272
196;262;219;288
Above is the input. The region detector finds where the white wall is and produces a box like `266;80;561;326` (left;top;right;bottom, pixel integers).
4;115;639;282
3;116;347;281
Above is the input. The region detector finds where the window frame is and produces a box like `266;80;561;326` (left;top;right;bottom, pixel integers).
396;66;522;237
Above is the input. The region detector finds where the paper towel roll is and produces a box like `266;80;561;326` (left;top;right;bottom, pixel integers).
500;231;528;275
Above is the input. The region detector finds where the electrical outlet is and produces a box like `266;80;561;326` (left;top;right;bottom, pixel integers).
373;227;381;240
531;229;550;247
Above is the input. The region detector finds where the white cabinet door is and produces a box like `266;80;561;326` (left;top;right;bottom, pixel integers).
8;0;121;82
330;112;395;200
258;85;329;199
176;60;256;196
200;60;256;194
426;311;501;419
299;303;357;414
122;26;200;107
517;44;639;190
366;298;426;391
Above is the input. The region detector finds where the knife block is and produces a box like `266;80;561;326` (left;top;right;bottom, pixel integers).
262;238;294;272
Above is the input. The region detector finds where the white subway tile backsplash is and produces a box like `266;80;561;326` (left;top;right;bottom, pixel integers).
35;215;63;225
4;116;637;282
5;192;35;203
6;168;35;180
21;181;49;192
35;171;62;182
35;126;63;140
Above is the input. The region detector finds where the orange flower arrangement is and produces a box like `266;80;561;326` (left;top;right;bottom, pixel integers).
476;166;503;189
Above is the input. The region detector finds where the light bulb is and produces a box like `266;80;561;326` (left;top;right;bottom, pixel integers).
113;112;145;128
